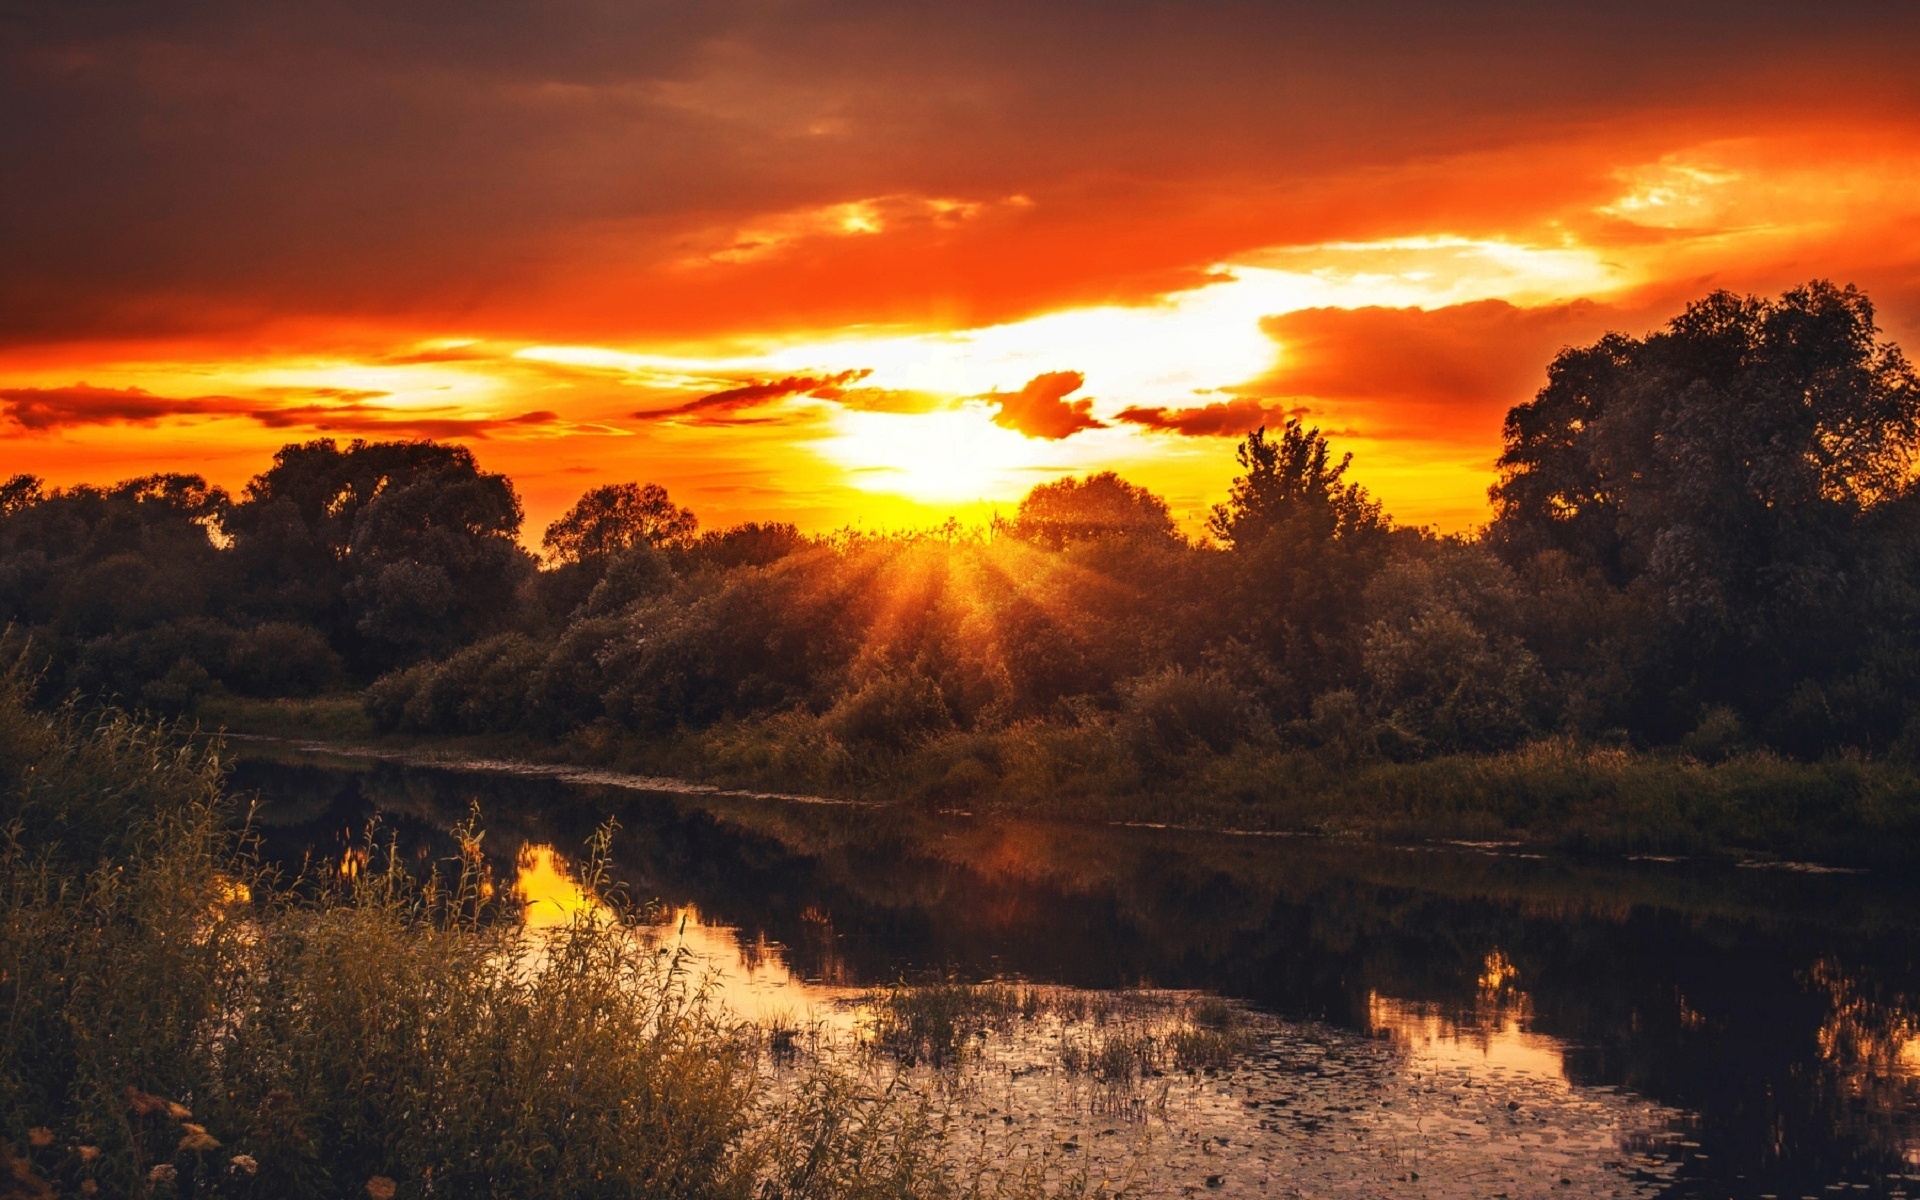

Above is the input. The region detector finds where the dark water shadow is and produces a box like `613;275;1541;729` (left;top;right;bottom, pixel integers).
229;749;1920;1198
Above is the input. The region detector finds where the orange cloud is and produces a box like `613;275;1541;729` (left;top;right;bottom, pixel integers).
0;383;259;429
1113;398;1305;439
0;382;575;440
634;369;874;424
1251;300;1631;446
983;371;1104;440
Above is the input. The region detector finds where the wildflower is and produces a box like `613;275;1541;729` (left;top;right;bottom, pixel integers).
79;1182;97;1196
177;1124;220;1153
166;1101;192;1121
77;1146;99;1163
148;1163;177;1184
366;1175;398;1200
229;1154;259;1177
24;1129;52;1148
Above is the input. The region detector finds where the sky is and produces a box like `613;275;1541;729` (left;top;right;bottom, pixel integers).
5;1;1920;539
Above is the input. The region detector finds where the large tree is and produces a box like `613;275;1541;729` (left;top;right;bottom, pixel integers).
543;483;697;564
1002;471;1178;549
227;440;530;671
1208;421;1391;716
1489;281;1920;736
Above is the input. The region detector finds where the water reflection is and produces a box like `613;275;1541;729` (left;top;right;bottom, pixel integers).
1364;949;1571;1084
507;840;856;1025
1368;995;1570;1085
513;844;599;928
232;748;1920;1198
642;902;850;1025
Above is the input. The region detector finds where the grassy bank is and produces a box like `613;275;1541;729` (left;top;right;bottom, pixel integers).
1;688;1079;1200
200;694;1920;868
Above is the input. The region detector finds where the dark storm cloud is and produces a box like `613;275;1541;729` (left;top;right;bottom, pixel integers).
2;1;1918;341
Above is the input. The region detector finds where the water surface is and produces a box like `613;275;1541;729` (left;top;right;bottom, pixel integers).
230;746;1920;1199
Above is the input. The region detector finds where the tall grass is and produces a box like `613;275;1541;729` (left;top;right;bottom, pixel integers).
0;682;1059;1200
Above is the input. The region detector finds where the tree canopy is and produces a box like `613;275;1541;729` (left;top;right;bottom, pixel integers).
1002;471;1179;548
1207;419;1383;549
542;483;697;564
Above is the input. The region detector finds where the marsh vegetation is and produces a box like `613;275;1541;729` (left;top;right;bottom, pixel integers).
0;683;1118;1200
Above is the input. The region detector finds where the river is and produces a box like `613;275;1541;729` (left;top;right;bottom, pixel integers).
229;743;1920;1199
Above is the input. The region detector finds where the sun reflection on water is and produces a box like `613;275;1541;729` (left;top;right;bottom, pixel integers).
512;844;602;929
511;845;853;1024
639;903;853;1026
1367;950;1568;1083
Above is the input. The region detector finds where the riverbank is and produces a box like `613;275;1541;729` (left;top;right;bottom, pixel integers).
199;694;1920;869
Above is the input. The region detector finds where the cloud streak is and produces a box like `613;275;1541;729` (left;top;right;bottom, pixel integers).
0;383;600;440
634;369;873;424
1112;398;1305;438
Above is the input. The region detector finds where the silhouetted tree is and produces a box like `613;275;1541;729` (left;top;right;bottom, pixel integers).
1002;472;1179;549
1490;281;1920;736
227;439;531;673
1209;422;1391;717
1207;420;1382;549
0;475;42;518
0;474;233;706
543;483;697;564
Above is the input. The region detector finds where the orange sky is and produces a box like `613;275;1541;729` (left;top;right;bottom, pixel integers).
5;4;1920;538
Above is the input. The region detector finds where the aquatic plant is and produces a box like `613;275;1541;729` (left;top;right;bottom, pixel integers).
864;983;1020;1069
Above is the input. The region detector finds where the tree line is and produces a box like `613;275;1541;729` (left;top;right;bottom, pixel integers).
5;281;1919;767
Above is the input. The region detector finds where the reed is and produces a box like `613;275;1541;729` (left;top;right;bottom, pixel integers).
0;681;1061;1200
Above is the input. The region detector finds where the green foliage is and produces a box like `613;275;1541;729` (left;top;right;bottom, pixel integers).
1360;540;1543;754
221;622;345;698
826;663;953;750
582;544;674;616
365;633;548;734
1119;667;1255;757
1491;281;1920;738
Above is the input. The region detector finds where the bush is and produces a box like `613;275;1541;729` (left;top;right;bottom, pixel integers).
221;622;345;697
363;661;432;732
582;545;673;617
825;664;952;750
364;634;547;735
1119;666;1254;757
